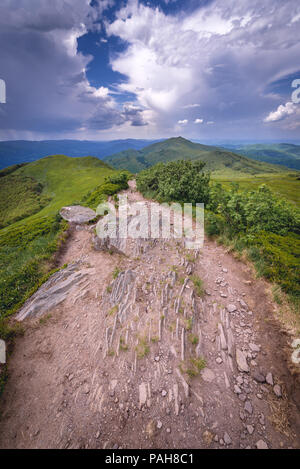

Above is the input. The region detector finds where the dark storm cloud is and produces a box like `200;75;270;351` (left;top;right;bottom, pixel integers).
0;0;132;138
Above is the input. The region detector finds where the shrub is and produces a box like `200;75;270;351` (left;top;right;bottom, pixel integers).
137;160;210;204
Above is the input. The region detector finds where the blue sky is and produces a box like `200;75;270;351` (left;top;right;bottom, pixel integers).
0;0;300;141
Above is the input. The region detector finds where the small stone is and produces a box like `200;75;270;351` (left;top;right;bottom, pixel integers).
266;372;273;386
222;268;228;273
157;420;163;429
161;390;167;397
253;371;265;383
224;432;232;445
239;411;246;421
256;439;268;449
214;434;219;442
249;343;260;352
237;376;244;385
244;400;253;415
236;349;250;373
247;425;254;435
273;384;282;398
166;427;171;433
216;357;223;364
154;356;160;362
227;304;237;313
205;290;211;296
257;393;262;399
220;293;227;298
234;385;242;394
83;384;90;394
95;431;101;439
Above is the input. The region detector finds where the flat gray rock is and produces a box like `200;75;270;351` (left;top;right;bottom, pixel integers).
16;262;91;321
60;205;96;224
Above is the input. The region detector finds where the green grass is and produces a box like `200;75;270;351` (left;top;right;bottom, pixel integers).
181;356;206;378
0;174;51;228
188;334;199;345
135;337;150;359
212;172;300;207
0;155;118;324
112;267;121;279
190;274;205;297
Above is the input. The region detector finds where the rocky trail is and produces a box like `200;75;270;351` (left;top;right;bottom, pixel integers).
0;181;299;449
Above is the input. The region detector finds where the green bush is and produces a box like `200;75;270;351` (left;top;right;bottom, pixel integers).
208;183;300;236
137;160;210;204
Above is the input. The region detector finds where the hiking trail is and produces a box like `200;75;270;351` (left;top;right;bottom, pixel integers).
0;181;299;449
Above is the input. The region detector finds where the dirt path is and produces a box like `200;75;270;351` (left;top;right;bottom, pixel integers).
0;182;299;449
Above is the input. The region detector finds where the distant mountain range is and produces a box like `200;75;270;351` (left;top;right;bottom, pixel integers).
104;137;290;174
0;139;160;170
221;143;300;170
0;137;299;172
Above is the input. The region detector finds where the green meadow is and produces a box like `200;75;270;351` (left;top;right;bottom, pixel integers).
212;172;300;207
0;155;118;320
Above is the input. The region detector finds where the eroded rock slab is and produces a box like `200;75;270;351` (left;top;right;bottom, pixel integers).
16;262;91;321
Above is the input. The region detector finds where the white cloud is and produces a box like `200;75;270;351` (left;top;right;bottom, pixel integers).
264;101;297;122
207;121;214;125
183;103;201;109
178;119;188;125
194;118;203;124
93;86;110;98
106;0;300;139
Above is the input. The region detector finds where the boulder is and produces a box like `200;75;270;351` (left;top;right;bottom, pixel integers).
60;205;96;224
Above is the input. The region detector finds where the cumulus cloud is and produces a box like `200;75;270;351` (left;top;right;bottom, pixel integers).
106;0;300;139
264;101;297;122
1;0;300;139
194;118;204;124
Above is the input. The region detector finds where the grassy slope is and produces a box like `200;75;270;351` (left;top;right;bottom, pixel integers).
226;143;300;170
212;172;300;207
106;137;299;207
0;155;116;318
106;137;288;175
